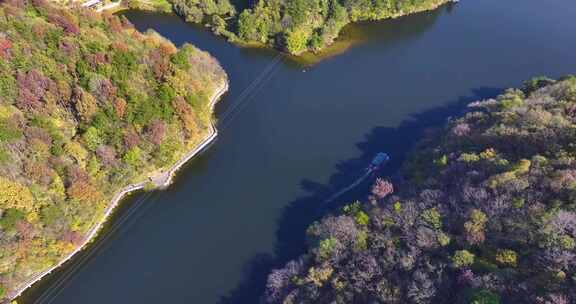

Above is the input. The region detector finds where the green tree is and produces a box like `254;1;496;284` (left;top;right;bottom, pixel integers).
317;237;338;261
354;211;370;226
238;9;271;43
495;249;517;267
82;127;102;151
285;28;309;55
0;120;22;141
452;250;475;268
421;207;442;229
469;289;501;304
123;146;143;167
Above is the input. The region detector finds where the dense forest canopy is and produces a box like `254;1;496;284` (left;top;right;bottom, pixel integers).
0;0;226;299
264;77;576;303
168;0;449;54
236;0;447;54
170;0;235;24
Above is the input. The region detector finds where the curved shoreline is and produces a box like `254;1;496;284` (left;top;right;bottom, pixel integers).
8;80;229;303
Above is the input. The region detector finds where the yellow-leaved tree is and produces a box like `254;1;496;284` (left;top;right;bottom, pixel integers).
0;177;34;212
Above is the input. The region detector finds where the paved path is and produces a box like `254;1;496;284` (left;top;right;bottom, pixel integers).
96;1;121;12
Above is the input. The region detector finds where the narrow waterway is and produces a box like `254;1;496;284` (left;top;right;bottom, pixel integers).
21;0;576;303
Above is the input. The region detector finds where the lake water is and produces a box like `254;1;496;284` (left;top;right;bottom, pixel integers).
20;0;576;303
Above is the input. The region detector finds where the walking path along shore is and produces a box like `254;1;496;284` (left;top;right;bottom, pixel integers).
7;80;229;303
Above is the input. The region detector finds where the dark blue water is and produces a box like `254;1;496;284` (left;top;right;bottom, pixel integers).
21;0;576;303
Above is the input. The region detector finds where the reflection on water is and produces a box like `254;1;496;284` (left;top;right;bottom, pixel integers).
218;86;502;304
19;0;576;303
292;3;448;65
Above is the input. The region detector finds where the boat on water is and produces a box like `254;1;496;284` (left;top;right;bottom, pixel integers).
368;152;390;171
326;153;391;202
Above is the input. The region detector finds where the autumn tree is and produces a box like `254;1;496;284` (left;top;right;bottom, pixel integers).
146;119;167;145
72;87;98;122
0;177;35;211
464;209;488;245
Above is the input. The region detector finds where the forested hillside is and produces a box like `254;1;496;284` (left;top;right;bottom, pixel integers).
0;0;226;299
237;0;448;54
264;77;576;303
169;0;450;55
169;0;235;24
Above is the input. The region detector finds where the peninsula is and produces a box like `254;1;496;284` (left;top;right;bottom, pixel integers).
100;0;454;56
0;1;227;301
265;76;576;303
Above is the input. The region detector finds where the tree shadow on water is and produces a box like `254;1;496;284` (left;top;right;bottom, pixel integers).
218;87;502;304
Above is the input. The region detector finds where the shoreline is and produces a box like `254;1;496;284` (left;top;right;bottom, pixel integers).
291;0;453;65
119;0;453;66
8;80;229;303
